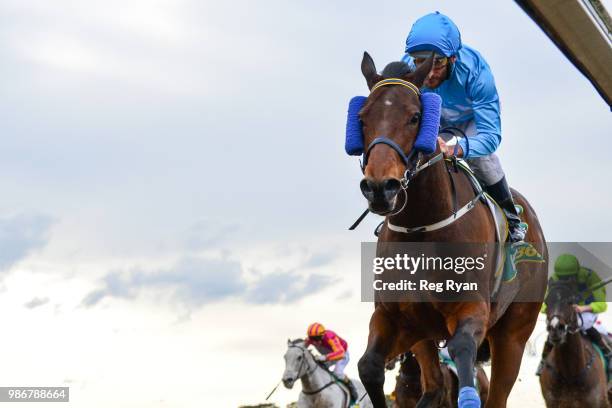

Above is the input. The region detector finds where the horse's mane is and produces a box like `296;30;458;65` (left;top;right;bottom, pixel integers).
381;61;412;79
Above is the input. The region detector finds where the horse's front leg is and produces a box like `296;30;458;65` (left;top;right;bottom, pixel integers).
446;303;488;408
411;340;447;408
485;301;540;408
359;306;418;408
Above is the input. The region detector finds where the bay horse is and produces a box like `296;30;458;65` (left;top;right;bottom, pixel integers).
539;278;610;407
282;339;373;408
353;52;548;408
392;346;489;408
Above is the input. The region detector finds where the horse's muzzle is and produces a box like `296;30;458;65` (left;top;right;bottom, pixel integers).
282;376;295;389
547;320;568;345
360;177;402;214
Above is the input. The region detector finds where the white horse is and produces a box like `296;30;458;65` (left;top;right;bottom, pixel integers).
282;339;373;408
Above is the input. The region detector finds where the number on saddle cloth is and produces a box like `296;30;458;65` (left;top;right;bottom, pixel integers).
502;242;545;282
344;91;442;156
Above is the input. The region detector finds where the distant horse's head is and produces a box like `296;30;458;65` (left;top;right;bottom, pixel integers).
545;278;580;345
282;339;312;389
358;52;435;214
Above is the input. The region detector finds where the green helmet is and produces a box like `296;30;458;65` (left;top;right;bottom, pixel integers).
554;254;580;277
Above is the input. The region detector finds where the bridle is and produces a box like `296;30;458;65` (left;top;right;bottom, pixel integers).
542;281;598;383
352;78;482;233
286;343;351;402
545;279;582;337
284;344;366;406
287;343;318;380
360;78;441;179
547;313;582;337
543;311;596;385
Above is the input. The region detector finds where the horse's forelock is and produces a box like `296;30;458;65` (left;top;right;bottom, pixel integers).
361;61;418;118
381;61;412;79
546;278;577;308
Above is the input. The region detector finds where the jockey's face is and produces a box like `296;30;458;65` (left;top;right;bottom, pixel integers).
416;56;456;89
310;335;323;342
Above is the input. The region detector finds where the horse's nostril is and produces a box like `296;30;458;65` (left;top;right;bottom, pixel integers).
383;179;401;201
360;178;401;207
360;179;375;201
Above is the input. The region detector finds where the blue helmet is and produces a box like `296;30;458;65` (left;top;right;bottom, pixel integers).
405;12;462;58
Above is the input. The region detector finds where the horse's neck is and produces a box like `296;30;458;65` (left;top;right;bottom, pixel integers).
389;157;455;227
553;332;588;377
300;354;331;393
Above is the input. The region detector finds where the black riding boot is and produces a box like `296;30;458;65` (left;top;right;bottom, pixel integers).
343;376;359;405
586;327;612;379
485;176;527;242
536;339;553;376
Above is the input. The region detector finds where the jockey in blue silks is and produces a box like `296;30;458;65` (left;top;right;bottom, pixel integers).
402;12;526;242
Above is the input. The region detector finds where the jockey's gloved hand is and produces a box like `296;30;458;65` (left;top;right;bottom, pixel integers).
314;354;327;363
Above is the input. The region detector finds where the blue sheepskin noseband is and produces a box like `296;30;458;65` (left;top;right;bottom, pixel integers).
344;80;442;157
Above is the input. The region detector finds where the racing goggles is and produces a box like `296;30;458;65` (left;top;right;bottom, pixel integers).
413;56;448;69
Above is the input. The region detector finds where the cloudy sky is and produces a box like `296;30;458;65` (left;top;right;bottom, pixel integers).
0;0;611;407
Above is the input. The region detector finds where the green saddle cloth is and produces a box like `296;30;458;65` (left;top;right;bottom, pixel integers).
502;241;545;282
591;342;610;382
499;203;544;282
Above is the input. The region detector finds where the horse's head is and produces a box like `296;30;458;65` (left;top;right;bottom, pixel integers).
282;339;312;389
545;277;580;345
358;52;435;214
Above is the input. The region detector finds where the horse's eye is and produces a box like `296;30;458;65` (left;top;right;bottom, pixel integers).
297;356;302;360
408;113;421;125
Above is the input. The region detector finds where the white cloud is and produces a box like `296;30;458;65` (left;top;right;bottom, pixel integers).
0;0;610;406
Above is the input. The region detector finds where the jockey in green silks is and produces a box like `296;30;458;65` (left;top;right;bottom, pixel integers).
536;253;612;376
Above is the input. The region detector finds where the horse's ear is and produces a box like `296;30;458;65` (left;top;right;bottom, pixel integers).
408;52;435;88
361;51;382;90
287;338;291;345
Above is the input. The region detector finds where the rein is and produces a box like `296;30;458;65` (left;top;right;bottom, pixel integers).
388;157;484;234
348;152;445;230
